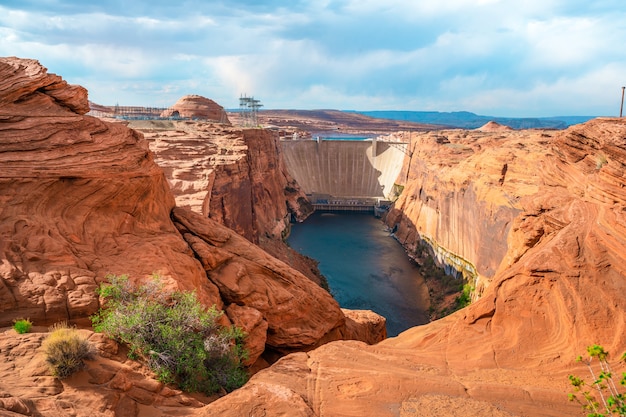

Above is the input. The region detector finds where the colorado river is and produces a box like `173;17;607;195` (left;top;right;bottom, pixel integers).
288;212;430;336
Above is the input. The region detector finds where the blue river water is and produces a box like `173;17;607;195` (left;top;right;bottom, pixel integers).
287;212;430;336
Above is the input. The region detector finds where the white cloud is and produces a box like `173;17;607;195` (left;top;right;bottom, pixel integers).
1;1;625;115
524;16;613;68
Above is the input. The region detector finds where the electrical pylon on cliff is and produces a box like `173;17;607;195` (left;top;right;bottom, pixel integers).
239;94;263;127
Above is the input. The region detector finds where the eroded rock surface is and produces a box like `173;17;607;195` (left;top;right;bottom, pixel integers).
197;119;626;416
0;57;220;327
127;119;319;285
0;328;213;417
160;94;230;123
172;206;346;351
0;57;379;350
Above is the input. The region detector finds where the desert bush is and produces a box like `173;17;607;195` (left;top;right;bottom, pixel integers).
13;318;32;334
92;274;248;394
42;322;95;379
455;284;473;309
568;344;626;416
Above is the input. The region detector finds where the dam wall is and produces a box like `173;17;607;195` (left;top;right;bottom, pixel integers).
280;139;408;205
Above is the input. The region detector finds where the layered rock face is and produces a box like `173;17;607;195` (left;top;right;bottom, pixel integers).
160;94;230;123
128;120;313;243
127;119;319;284
0;58;219;326
199;119;626;416
172;206;344;351
0;57;379;360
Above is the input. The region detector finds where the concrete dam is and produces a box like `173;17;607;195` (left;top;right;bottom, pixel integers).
280;138;409;212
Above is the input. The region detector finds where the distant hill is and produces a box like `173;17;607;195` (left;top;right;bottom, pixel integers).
351;110;596;129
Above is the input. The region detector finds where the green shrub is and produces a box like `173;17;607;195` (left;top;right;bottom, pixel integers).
92;274;248;394
455;284;473;309
13;318;32;334
568;344;626;416
42;322;95;379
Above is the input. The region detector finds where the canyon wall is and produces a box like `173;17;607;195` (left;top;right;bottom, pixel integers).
0;58;219;327
199;120;626;416
3;56;625;416
128;120;314;243
0;57;384;415
126;119;320;284
384;129;538;291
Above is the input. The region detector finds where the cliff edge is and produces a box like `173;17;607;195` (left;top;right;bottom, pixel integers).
198;120;626;416
0;57;385;416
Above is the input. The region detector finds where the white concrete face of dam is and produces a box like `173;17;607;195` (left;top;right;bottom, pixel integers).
280;138;407;201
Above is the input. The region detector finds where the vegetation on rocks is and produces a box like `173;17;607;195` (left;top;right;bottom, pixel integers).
569;345;626;416
414;241;472;319
91;274;248;394
12;318;32;334
42;322;95;379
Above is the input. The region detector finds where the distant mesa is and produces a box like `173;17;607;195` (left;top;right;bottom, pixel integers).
476;120;513;132
161;94;230;124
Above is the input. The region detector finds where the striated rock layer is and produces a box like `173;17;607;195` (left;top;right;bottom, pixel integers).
198;120;626;416
0;55;384;399
127;120;313;243
125;119;320;284
160;94;230;123
0;57;219;326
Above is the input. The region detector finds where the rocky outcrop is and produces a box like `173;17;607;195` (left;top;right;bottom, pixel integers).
0;58;379;363
476;120;513;132
209;128;316;242
128;120;313;244
160;94;230;123
198;119;626;416
0;57;220;327
0;328;214;416
127;119;319;284
172;206;345;351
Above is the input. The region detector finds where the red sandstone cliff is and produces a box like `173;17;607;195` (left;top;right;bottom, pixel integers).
0;58;219;326
0;58;384;416
197;120;626;416
125;119;319;284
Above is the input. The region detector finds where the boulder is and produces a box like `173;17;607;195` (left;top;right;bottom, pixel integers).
160;95;230;123
172;207;345;350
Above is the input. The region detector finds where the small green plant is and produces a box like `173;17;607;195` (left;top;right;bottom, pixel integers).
42;322;95;379
596;153;609;170
92;274;248;394
568;344;626;416
455;284;473;309
13;318;32;334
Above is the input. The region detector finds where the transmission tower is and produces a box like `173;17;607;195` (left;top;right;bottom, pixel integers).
239;94;263;127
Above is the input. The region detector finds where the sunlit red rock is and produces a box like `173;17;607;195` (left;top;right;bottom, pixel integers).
0;57;220;326
198;118;626;416
160;94;230;123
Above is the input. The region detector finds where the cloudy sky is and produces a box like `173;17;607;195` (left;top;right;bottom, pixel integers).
1;0;625;116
